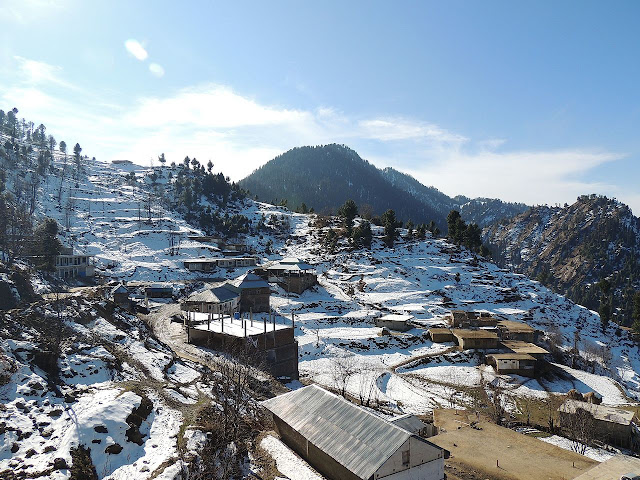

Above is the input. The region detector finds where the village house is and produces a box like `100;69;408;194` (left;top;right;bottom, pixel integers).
486;340;549;376
428;328;455;343
145;283;173;298
389;414;437;438
262;385;447;480
558;399;640;450
227;272;271;312
257;257;318;293
54;247;94;279
496;319;538;342
375;314;414;332
182;284;240;314
486;352;537;376
452;329;499;350
187;309;298;378
447;310;476;328
111;284;130;305
183;256;257;272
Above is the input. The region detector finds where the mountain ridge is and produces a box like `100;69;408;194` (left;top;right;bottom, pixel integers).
240;143;528;228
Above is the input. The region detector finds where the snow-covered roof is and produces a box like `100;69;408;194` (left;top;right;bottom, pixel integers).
111;284;128;295
262;385;443;480
559;400;636;425
378;314;413;322
229;272;269;290
266;257;314;271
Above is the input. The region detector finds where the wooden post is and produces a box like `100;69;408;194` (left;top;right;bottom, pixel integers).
221;315;224;333
244;319;247;337
207;312;210;331
263;318;267;349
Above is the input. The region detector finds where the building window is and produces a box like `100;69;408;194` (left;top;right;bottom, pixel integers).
402;450;410;466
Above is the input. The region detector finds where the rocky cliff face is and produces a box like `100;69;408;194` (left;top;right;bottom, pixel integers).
484;195;640;323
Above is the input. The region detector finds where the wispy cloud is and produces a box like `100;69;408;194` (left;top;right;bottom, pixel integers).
124;39;148;61
0;0;68;24
358;118;467;145
1;55;635;213
148;63;165;78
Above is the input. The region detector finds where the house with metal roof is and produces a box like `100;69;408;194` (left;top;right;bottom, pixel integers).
257;257;318;293
182;284;240;314
262;384;446;480
558;399;639;449
111;284;130;305
227;272;271;312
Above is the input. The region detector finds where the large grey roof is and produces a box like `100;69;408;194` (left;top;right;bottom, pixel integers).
262;384;440;479
229;272;269;290
267;257;315;271
186;285;239;303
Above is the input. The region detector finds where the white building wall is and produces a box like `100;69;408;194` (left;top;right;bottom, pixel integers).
375;437;444;480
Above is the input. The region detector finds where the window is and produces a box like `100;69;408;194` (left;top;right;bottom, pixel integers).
402;450;410;466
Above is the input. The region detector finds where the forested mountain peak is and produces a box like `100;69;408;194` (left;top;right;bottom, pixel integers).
485;194;640;326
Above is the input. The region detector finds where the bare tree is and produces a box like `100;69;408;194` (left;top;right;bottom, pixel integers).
486;380;506;425
357;369;380;407
565;407;596;455
331;353;357;398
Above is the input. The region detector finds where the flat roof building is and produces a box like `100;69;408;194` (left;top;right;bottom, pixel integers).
452;329;499;350
558;399;639;449
375;314;414;332
428;328;455;343
486;353;537;376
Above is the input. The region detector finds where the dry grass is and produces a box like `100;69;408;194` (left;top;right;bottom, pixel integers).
431;410;597;480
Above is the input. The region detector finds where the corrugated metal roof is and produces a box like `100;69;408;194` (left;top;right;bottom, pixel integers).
186;285;239;303
262;385;438;479
389;414;427;434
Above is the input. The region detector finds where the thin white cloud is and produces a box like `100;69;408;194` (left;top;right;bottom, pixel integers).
407;149;624;207
124;39;148;61
0;0;68;24
1;56;636;213
359;118;467;145
148;63;165;78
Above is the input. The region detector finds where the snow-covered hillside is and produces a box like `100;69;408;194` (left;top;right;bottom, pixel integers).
35;157;640;407
3;155;640;476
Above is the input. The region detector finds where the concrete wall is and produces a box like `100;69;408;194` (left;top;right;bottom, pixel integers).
457;336;498;350
276;274;318;294
240;288;270;312
188;327;298;378
375;319;412;332
429;331;454;343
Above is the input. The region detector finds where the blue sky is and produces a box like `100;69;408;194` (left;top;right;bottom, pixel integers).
1;0;639;212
